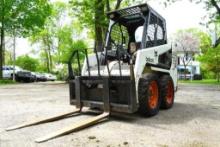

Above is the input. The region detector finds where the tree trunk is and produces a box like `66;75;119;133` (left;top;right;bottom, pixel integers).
95;26;104;52
0;0;5;79
211;0;220;47
94;0;105;52
45;48;50;73
115;0;122;10
48;49;52;72
0;24;4;79
217;72;220;83
43;38;50;73
181;57;187;80
13;29;16;81
94;0;124;51
183;64;187;80
46;35;53;72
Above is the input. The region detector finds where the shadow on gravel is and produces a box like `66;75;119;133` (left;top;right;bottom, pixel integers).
109;102;220;127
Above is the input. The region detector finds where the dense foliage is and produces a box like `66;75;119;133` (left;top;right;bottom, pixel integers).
0;0;51;79
16;55;39;71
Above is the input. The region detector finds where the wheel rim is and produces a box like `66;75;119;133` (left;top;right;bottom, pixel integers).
148;81;159;109
166;80;174;104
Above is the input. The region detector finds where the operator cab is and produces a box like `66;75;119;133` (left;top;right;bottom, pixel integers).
105;4;168;64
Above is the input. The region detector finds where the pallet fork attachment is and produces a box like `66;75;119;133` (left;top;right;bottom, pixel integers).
6;77;111;143
6;109;110;143
35;112;109;143
5;109;81;131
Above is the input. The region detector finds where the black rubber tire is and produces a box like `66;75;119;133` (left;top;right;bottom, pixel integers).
159;75;175;109
138;74;160;116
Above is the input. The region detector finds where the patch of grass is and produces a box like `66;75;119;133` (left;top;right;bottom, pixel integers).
0;79;16;85
179;79;220;85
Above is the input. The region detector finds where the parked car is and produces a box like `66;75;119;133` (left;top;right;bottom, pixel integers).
30;72;37;82
16;70;34;82
2;65;23;79
44;73;57;81
193;74;203;80
3;66;12;79
35;72;47;82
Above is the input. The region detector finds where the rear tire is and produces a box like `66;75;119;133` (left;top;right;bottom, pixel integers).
138;74;160;116
159;75;175;109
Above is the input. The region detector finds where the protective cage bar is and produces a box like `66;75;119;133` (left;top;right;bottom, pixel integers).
68;48;103;78
67;48;135;79
67;46;138;114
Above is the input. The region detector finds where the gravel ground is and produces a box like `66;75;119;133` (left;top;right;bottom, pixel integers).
0;82;220;147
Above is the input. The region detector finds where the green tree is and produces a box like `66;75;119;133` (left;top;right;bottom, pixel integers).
174;29;200;80
186;28;215;79
186;28;212;54
179;28;220;81
198;46;220;82
0;0;51;79
30;29;54;73
199;0;220;45
29;2;69;73
190;27;220;82
16;55;39;71
55;26;88;79
70;0;136;51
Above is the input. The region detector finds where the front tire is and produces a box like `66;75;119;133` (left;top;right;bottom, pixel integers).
138;74;160;116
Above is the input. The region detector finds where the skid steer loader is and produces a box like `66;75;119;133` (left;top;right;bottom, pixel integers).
6;3;177;143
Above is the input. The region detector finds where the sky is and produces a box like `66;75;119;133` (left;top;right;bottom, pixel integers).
14;0;207;57
149;0;207;35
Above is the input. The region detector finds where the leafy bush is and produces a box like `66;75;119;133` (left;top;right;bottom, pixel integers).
197;46;220;82
56;36;89;79
58;39;88;63
200;67;215;79
16;55;39;71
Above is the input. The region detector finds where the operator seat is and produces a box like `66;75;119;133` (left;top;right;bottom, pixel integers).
129;26;144;61
134;25;144;51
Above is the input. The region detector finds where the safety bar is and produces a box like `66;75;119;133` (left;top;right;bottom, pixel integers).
116;47;122;77
67;47;106;79
104;47;111;76
67;47;135;79
84;49;91;76
94;42;101;76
